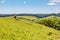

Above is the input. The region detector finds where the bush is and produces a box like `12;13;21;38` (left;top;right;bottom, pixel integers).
48;32;52;36
36;16;60;30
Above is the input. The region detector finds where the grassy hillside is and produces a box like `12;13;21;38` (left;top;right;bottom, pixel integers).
17;16;37;21
36;16;60;30
0;17;60;40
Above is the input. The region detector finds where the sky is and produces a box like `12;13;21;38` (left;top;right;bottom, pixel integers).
0;0;60;14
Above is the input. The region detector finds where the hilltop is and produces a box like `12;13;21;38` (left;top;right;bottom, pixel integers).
0;16;60;40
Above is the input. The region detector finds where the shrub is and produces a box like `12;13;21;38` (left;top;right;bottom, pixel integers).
36;16;60;30
48;32;52;36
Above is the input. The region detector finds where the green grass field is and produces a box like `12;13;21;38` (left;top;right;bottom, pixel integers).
0;16;60;40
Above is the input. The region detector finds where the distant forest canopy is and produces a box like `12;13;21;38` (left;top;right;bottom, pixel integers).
0;13;60;17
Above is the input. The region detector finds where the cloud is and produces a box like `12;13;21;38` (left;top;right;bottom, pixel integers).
48;2;56;5
1;0;5;3
24;1;27;4
49;0;60;2
48;0;60;5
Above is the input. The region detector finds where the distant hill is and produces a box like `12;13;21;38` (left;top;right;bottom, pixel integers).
0;13;60;18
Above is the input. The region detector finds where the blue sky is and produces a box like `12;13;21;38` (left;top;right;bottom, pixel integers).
0;0;60;14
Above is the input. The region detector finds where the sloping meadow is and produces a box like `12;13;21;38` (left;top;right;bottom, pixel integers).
0;16;60;40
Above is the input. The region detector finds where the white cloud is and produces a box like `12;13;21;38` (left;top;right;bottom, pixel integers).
1;0;5;3
48;0;60;5
24;1;27;4
49;0;60;2
48;2;56;5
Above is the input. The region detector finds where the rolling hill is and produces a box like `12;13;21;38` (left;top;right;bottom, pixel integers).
0;16;60;40
36;16;60;30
